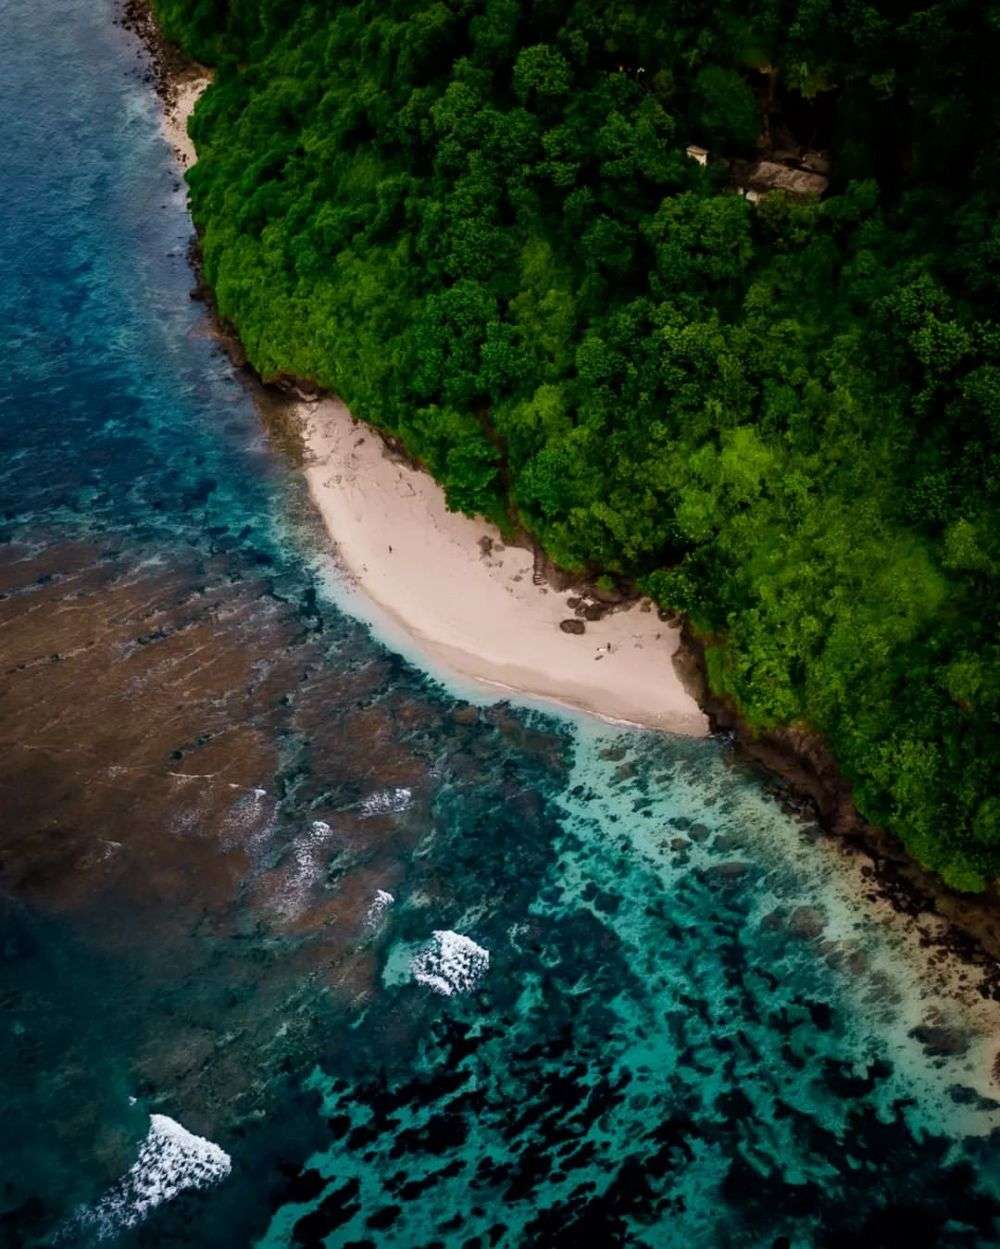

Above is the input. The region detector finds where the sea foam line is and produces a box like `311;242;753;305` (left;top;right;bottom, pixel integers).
72;1114;231;1239
411;930;490;995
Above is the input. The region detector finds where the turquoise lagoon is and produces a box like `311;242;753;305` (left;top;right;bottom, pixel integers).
2;2;1000;1246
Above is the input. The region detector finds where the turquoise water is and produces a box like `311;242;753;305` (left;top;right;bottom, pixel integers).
3;2;1000;1246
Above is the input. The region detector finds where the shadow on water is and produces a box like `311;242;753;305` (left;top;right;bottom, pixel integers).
2;0;1000;1246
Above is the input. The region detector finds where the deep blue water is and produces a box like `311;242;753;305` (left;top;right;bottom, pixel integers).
3;2;1000;1246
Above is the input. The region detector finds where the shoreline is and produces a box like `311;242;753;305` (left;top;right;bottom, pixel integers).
140;29;1000;1070
161;71;210;171
298;396;708;736
153;71;708;736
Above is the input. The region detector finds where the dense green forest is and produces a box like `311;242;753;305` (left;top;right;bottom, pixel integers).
153;0;998;890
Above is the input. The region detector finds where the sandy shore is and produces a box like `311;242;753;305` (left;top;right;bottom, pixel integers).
161;71;211;172
157;72;706;734
155;65;1000;1089
302;399;708;735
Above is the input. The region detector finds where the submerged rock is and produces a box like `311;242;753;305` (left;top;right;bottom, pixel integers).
788;906;827;940
948;1084;1000;1111
910;1025;971;1057
704;860;751;882
559;618;586;635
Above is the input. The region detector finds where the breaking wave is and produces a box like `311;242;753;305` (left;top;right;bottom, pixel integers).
360;787;412;817
365;888;395;928
73;1114;231;1239
411;930;490;996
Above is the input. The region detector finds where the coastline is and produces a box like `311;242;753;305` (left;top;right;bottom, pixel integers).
161;71;210;170
149;42;1000;1068
299;396;708;735
152;61;707;737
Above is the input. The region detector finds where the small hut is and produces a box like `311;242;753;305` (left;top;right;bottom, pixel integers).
685;144;709;166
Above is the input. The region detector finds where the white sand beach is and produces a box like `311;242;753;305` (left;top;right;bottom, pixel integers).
160;73;707;735
159;72;1000;1083
161;72;210;172
301;398;708;735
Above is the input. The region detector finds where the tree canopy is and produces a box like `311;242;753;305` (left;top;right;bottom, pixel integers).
156;0;999;890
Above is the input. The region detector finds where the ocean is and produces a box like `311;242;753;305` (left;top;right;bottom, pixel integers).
2;1;1000;1245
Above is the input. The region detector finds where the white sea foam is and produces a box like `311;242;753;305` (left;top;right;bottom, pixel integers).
75;1114;231;1238
360;787;412;817
220;786;275;854
276;820;336;916
365;888;395;928
411;930;490;995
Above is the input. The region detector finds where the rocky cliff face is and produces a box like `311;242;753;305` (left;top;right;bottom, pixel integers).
678;620;1000;982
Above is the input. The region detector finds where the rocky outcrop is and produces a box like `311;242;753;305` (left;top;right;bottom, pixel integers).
678;620;1000;980
741;159;829;198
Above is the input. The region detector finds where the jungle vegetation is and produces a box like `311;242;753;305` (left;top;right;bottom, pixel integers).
154;0;998;890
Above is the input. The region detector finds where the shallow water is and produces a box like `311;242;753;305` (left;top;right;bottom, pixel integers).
3;2;1000;1246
